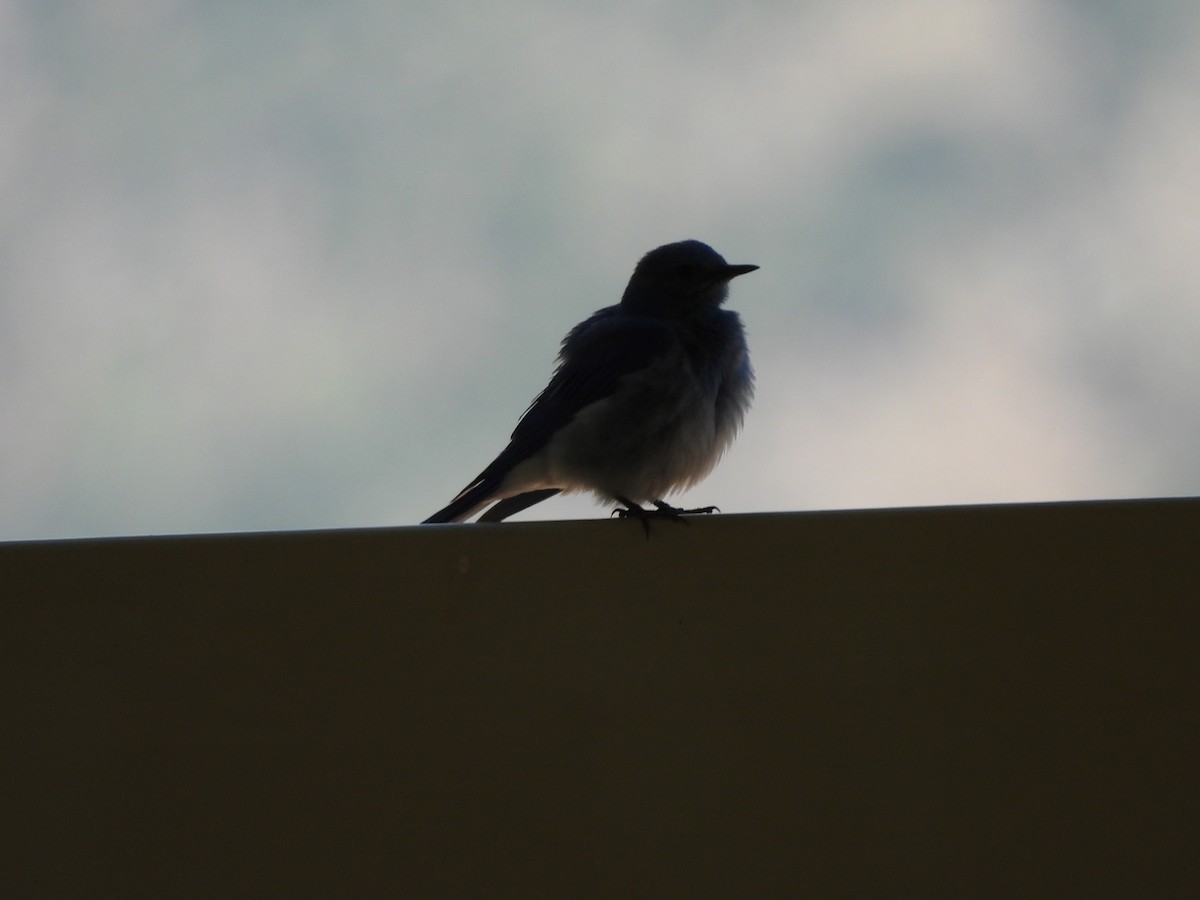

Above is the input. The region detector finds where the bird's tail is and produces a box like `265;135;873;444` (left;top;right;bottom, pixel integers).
477;489;561;522
422;477;499;524
422;438;561;524
423;483;562;524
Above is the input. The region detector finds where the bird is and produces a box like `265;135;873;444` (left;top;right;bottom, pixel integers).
422;239;757;529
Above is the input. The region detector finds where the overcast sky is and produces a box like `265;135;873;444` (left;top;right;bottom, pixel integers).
3;0;1199;540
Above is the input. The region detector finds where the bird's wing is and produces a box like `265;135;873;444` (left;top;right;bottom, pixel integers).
507;309;676;453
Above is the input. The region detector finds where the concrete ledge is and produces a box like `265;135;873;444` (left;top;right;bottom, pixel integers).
3;498;1198;897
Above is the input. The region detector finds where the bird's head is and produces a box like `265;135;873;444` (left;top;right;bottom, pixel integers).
620;240;758;318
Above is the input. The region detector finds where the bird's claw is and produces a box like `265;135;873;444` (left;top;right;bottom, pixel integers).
613;497;721;538
666;504;720;515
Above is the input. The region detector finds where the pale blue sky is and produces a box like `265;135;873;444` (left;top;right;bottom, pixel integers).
3;1;1199;539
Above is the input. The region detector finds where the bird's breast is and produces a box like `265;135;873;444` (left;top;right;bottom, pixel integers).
543;328;749;502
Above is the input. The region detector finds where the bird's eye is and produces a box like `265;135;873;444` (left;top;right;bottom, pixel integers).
675;263;698;278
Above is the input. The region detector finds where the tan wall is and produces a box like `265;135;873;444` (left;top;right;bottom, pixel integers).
3;498;1198;897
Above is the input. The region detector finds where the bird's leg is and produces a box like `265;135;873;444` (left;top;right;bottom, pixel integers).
612;495;719;538
611;495;654;538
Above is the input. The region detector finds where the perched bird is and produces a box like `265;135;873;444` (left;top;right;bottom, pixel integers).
423;239;757;528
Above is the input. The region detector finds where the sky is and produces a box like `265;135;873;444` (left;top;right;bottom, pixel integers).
3;0;1199;541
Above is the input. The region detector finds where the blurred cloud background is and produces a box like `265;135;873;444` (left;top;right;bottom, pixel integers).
2;0;1198;541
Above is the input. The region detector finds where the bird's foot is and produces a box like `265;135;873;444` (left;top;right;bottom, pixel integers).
653;500;720;516
611;496;720;538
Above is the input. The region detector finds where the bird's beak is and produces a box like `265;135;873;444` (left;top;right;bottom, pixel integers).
720;263;759;281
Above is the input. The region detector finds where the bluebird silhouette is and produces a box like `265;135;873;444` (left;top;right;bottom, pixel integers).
423;240;756;529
